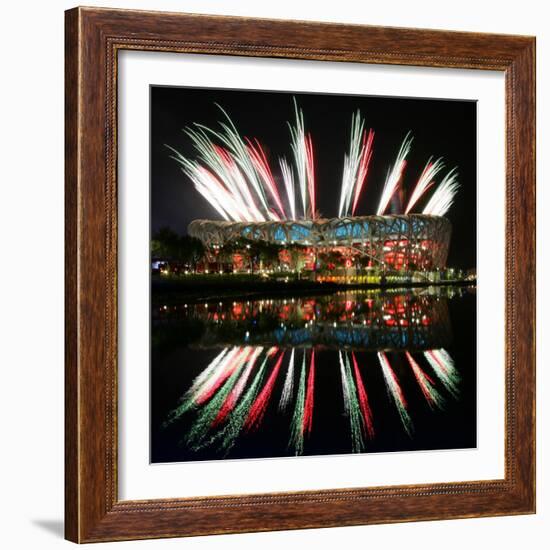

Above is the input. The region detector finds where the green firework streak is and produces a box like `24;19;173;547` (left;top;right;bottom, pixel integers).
289;352;307;456
340;352;365;453
200;354;271;456
185;358;249;449
424;349;460;400
378;352;414;437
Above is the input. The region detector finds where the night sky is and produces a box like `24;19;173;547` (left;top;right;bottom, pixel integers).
150;86;477;269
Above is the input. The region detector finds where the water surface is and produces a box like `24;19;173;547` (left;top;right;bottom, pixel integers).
151;286;476;462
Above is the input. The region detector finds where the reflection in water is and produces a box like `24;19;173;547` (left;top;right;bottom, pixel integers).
153;286;467;351
162;343;460;456
153;286;474;461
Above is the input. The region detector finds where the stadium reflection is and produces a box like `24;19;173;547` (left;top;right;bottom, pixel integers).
153;286;469;351
152;285;476;461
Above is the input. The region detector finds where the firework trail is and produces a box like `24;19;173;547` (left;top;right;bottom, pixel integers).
170;106;278;222
378;352;413;436
170;100;460;222
302;350;316;436
339;351;365;453
162;347;237;426
405;351;444;409
376;132;413;215
169;128;266;222
194;347;252;406
279;157;296;220
424;348;460;399
195;349;272;455
200;104;273;215
246;137;287;218
243;351;285;432
187;129;264;220
289;351;307;455
422;168;460;217
339;111;375;217
405;157;445;214
186;348;230;397
288;99;316;218
278;348;295;412
351;352;375;439
213;347;264;427
185;349;254;448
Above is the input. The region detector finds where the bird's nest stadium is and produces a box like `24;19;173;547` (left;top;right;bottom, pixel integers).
189;214;451;271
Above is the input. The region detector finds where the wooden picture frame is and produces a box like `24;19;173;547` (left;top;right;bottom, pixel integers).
65;6;536;543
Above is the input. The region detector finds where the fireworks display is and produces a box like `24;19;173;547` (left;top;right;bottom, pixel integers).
378;351;413;437
168;99;460;224
164;345;460;457
405;157;445;214
338;111;375;218
376;132;413;216
422;168;460;217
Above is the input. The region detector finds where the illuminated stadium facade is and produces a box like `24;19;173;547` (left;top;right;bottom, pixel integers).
189;214;451;271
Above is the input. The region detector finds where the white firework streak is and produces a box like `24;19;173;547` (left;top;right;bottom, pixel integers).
192;117;271;219
288;99;315;218
376;132;413;215
169;140;260;223
188;348;231;396
339;351;351;416
184;127;251;212
279;157;296;220
167;149;230;221
305;134;316;218
378;352;413;436
192;166;250;222
405;157;445;213
187;127;266;221
278;348;295;412
422;167;460;216
424;349;460;399
405;351;445;409
200;104;273;216
339;111;375;217
228;347;264;402
195;347;251;400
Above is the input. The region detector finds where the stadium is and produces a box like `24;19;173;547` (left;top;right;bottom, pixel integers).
188;214;451;273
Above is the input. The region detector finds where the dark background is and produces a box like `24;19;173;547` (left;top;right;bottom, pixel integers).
151;85;477;269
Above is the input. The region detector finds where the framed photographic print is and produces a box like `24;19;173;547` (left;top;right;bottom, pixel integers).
65;6;536;543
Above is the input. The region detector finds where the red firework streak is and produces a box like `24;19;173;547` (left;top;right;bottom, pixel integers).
195;347;252;406
246;138;287;218
211;349;260;427
379;352;408;409
197;166;231;199
406;351;437;405
305;133;316;218
243;351;284;432
426;350;449;374
351;129;375;216
302;350;316;436
213;145;258;212
351;352;375;439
